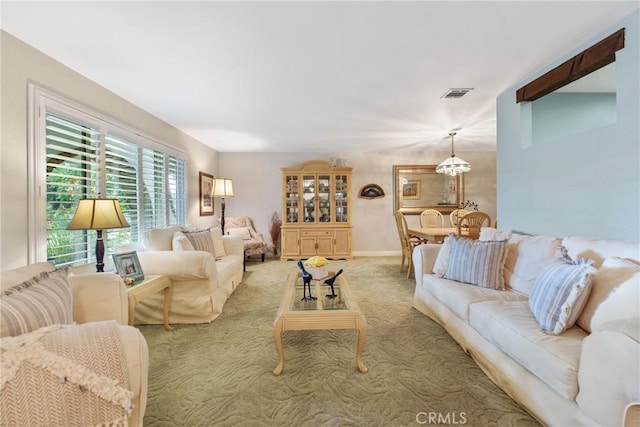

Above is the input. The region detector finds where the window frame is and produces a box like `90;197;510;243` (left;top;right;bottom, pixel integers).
28;84;187;265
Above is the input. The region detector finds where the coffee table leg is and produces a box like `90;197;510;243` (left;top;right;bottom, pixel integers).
273;317;284;376
162;285;174;331
356;315;368;373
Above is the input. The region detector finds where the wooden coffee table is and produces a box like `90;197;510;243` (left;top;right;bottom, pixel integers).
272;270;368;376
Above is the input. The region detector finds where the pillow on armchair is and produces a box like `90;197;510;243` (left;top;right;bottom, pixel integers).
0;267;73;337
227;227;252;240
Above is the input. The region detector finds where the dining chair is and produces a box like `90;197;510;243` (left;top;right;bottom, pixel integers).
419;209;444;228
394;210;423;278
419;209;445;243
449;209;469;228
457;211;491;240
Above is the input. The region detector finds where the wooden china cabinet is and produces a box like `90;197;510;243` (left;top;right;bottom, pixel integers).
281;160;353;260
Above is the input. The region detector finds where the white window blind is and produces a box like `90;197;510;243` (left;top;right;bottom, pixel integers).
46;114;100;266
34;86;187;267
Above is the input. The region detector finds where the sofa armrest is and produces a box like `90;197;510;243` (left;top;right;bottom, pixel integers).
223;235;244;257
576;317;640;427
68;273;128;325
411;243;442;287
137;251;217;282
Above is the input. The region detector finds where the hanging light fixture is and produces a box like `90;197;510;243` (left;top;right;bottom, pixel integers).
436;132;471;176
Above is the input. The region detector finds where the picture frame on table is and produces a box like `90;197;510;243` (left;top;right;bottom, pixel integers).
113;251;145;283
199;171;214;216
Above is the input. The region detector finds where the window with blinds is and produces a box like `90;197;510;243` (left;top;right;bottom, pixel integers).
43;110;186;268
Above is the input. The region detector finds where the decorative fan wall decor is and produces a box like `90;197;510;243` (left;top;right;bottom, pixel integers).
359;184;385;199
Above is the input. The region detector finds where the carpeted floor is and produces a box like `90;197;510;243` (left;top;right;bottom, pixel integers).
138;257;538;426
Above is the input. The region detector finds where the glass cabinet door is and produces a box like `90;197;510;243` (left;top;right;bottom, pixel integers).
284;175;299;223
335;174;348;223
302;175;315;223
318;175;331;223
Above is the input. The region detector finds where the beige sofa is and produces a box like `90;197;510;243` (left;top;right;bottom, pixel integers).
129;225;244;324
0;262;148;426
412;228;639;426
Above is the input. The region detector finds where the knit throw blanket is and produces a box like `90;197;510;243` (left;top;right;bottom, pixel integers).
1;321;133;427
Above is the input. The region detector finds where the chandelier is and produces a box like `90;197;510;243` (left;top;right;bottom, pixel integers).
436;132;471;176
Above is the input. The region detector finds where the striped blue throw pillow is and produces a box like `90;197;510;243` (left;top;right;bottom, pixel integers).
529;247;596;335
443;236;507;290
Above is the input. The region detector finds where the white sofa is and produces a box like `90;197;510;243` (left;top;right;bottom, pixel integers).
412;228;639;426
1;263;148;426
129;225;244;325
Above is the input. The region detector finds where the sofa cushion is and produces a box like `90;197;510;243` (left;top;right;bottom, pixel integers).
0;267;73;337
227;227;251;240
184;229;216;258
210;228;227;259
577;257;640;333
529;248;596;334
422;274;527;322
172;231;195;251
433;233;455;276
480;228;562;295
469;300;586;400
443;236;507;290
561;236;640;268
144;225;182;251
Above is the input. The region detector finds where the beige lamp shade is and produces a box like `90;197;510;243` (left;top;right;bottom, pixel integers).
211;178;234;198
67;199;130;230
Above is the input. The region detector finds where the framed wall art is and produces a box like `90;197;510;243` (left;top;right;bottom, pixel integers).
402;180;421;200
199;171;214;216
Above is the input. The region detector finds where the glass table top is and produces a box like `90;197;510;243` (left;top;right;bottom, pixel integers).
290;275;348;311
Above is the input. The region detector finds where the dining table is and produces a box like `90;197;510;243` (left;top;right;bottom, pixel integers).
407;227;465;243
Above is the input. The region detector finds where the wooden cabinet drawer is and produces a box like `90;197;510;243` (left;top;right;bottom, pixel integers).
300;229;332;238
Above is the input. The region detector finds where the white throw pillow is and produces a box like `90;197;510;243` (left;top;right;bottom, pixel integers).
432;233;455;276
143;225;183;251
577;256;640;333
480;229;562;294
529;247;596;335
172;231;195;251
227;227;252;240
210;228;227;259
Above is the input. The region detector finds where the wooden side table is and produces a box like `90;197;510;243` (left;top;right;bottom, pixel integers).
127;274;174;331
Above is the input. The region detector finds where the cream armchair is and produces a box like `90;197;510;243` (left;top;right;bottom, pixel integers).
0;263;148;426
219;217;268;264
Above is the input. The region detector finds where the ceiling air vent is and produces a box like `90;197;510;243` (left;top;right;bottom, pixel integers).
441;88;473;99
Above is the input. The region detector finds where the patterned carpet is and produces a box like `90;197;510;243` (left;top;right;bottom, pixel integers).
138;257;538;426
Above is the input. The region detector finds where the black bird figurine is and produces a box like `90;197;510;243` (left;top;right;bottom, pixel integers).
323;269;343;299
297;260;316;301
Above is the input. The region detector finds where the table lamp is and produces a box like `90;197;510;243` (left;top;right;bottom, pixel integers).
67;198;130;272
211;178;234;235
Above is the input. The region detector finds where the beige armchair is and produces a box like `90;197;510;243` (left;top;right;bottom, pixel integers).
218;217;268;265
0;263;148;426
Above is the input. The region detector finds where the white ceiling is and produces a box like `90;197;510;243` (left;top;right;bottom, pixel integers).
1;1;638;153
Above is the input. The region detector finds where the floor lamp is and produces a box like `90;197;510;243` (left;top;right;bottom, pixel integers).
212;178;234;235
67;198;130;272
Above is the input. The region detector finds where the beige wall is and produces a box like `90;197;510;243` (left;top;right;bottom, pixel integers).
1;30;497;268
0;31;220;269
220;151;496;255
